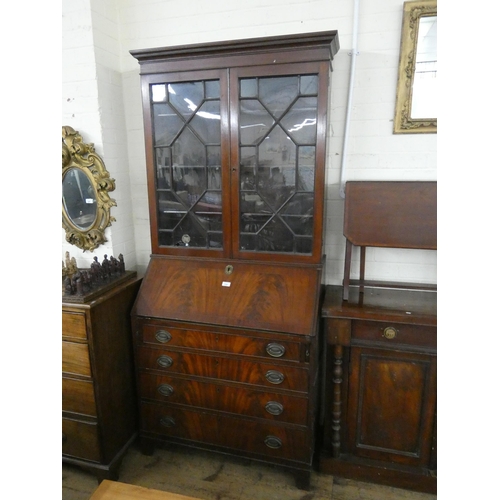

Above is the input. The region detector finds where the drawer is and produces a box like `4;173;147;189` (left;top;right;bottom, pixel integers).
141;322;303;362
62;377;96;416
62;341;92;377
352;320;437;349
137;347;309;392
62;311;87;340
140;401;311;463
138;372;309;425
62;417;100;462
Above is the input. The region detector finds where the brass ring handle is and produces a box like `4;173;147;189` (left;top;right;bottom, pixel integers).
265;370;285;385
265;401;284;416
264;435;282;449
155;330;172;343
157;384;174;397
383;326;397;339
266;343;285;358
159;416;176;428
157;355;173;368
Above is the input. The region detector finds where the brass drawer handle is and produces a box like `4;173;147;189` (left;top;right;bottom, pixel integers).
266;343;285;358
159;416;176;428
155;330;172;343
265;370;285;385
157;384;174;397
265;401;284;416
264;435;282;449
383;326;398;339
157;355;173;368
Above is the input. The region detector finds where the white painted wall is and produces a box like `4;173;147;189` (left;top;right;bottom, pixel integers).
62;0;437;285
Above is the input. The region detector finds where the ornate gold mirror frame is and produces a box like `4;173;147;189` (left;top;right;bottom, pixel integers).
62;126;116;251
394;0;437;133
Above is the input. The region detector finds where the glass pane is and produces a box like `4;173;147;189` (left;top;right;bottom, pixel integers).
238;73;319;256
156;148;171;189
259;76;298;119
205;80;220;99
151;84;167;102
281;97;318;144
298;146;315;191
173;214;208;247
239;99;274;146
300;75;318;95
191;100;221;144
153;102;183;146
168;82;204;118
240;78;258;98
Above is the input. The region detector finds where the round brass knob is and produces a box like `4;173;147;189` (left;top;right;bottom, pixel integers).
383;326;397;339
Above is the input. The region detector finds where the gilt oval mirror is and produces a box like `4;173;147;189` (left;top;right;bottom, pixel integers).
62;126;116;251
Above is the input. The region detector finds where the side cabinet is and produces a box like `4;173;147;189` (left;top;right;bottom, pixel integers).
319;286;437;493
62;276;142;481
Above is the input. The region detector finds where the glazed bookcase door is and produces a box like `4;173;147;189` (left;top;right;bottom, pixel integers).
142;69;231;257
230;62;329;264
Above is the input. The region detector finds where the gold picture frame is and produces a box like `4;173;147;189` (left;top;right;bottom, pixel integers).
62;126;116;251
394;0;437;134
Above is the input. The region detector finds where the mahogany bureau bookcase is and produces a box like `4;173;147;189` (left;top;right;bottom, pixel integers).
62;274;142;481
319;181;437;493
129;31;339;489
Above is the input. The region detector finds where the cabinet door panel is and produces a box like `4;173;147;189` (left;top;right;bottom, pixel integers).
347;347;436;467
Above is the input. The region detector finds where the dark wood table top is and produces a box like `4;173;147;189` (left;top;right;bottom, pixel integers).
322;285;437;327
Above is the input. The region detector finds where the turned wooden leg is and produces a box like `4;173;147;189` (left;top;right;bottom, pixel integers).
332;344;344;458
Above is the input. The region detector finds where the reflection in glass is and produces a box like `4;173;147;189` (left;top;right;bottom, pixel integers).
411;15;437;119
239;74;319;255
62;168;97;230
152;79;222;249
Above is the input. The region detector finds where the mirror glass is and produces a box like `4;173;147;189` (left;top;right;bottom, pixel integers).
411;15;437;119
394;0;437;134
62;168;98;230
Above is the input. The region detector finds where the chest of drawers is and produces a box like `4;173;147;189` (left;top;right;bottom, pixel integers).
131;266;320;490
62;276;141;481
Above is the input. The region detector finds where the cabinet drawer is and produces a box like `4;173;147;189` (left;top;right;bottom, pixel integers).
138;372;309;425
141;322;303;361
62;417;100;462
352;320;436;349
140;401;311;463
62;312;87;340
62;341;92;377
62;377;96;416
137;347;309;392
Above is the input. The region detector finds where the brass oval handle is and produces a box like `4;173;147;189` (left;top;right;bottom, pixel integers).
157;355;173;368
264;435;282;449
159;416;176;428
265;401;284;416
157;384;174;397
265;370;285;385
383;326;397;339
155;329;172;343
266;343;285;358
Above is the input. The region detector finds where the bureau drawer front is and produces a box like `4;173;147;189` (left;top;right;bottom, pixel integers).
62;417;100;462
62;342;92;377
141;322;302;361
352;321;437;349
138;372;308;424
62;312;87;340
62;377;96;416
137;347;309;392
140;401;310;463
